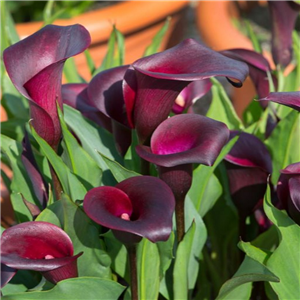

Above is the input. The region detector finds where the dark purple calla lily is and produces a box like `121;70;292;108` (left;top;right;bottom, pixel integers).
83;176;175;244
136;114;229;168
136;114;229;241
268;1;300;67
258;92;300;112
172;79;212;114
3;24;91;149
87;65;132;156
123;38;249;144
224;131;273;220
277;162;300;225
62;83;112;132
1;221;82;286
220;49;277;101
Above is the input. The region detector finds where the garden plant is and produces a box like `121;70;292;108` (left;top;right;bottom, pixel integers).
1;1;300;300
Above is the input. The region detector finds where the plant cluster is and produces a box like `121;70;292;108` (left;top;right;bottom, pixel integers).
1;1;300;300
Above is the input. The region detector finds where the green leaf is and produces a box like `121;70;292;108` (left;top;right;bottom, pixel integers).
60;194;112;278
0;0;19;90
124;130;141;173
217;283;252;300
63;104;122;169
2;277;125;300
98;152;141;183
43;0;55;24
243;100;263;128
173;197;207;300
184;197;207;290
238;241;271;265
1;73;29;121
244;19;262;53
207;78;244;130
188;136;238;217
1;270;41;296
173;222;195;300
251;225;278;251
143;17;170;57
30;125;87;201
63;57;85;83
84;49;96;76
0;0;19;53
157;232;175;279
265;110;300;184
1;134;38;221
244;106;274;141
94;25;125;75
0;135;32;200
1;119;26;142
36;201;63;228
103;230;128;280
216;255;279;300
292;30;300;91
58;104;102;190
264;184;300;299
137;239;160;300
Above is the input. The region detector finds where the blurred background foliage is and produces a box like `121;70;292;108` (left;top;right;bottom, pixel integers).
5;1;115;23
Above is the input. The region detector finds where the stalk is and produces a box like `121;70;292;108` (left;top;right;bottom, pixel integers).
175;195;185;242
126;244;138;300
50;166;62;200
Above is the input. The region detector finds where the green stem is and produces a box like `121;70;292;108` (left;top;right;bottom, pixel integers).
126;244;138;300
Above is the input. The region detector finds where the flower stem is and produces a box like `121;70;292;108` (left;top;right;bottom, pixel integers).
126;244;138;300
50;166;62;200
175;196;185;242
157;164;193;243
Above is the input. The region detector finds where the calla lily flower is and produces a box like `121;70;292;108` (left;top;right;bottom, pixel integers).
62;83;112;132
87;65;132;156
123;38;249;144
220;49;277;101
268;1;300;67
224;131;273;219
136;114;229;169
172;79;212;114
83;176;175;244
258;92;300;112
136;114;229;240
277;162;300;225
1;221;82;287
3;24;91;149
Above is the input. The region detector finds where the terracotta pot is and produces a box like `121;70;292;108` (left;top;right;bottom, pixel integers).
16;1;189;81
195;1;273;116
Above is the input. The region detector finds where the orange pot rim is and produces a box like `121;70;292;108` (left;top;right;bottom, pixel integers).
16;1;189;45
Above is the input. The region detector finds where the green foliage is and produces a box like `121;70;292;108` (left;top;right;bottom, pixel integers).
94;25;125;75
2;277;125;300
143;18;171;57
58;105;103;190
6;1;94;23
265;110;300;184
207;78;244;130
263;185;300;299
2;4;300;300
30;125;87;201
